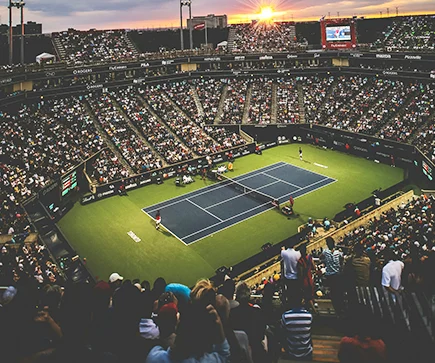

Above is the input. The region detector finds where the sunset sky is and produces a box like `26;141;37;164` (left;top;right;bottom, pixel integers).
0;0;434;32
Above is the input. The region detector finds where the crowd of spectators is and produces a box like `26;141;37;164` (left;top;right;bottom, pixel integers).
276;79;300;124
220;79;250;124
247;79;273;124
90;149;130;185
0;242;63;287
203;126;246;149
115;88;194;164
378;83;435;143
232;22;300;53
55;29;138;65
87;93;163;173
163;80;200;122
415;124;435;163
0;97;105;200
301;76;335;123
373;16;435;52
193;78;225;124
143;85;223;156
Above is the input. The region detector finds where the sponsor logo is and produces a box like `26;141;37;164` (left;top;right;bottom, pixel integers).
430;74;435;79
234;56;245;61
353;146;368;152
73;68;92;75
204;57;221;62
109;65;127;71
232;70;241;75
45;71;56;77
278;139;290;144
333;141;345;146
398;157;412;164
266;142;277;147
81;195;95;203
351;53;363;57
277;124;288;128
125;183;138;190
0;78;12;85
277;69;290;74
328;43;349;48
376;54;391;59
404;55;422;60
232;152;241;158
242;150;251;155
98;190;115;198
358;138;367;142
376;152;390;158
86;84;103;90
42;182;59;196
162;60;174;65
287;54;298;59
259;55;273;60
140;178;152;185
383;71;398;76
213;157;224;163
140;63;150;68
133;78;145;84
313;53;321;57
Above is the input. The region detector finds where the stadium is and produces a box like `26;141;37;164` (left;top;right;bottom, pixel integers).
0;1;435;362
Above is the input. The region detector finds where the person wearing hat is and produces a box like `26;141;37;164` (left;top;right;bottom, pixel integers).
109;272;124;294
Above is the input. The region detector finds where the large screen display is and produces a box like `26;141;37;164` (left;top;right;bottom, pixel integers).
422;160;433;181
62;171;78;197
326;26;351;41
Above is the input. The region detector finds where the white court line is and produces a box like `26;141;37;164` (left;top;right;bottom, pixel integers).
261;172;303;189
182;200;275;240
277;177;336;201
186;199;223;222
184;177;337;244
146;163;287;213
204;180;281;210
140;209;188;246
314;163;328;169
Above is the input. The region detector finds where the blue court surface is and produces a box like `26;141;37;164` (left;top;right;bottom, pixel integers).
143;162;336;245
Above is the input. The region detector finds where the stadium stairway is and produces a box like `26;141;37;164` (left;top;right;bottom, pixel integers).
52;36;66;61
138;93;199;158
227;27;236;52
214;84;229;124
242;83;253;124
84;99;135;174
297;83;306;123
190;84;205;118
109;93;168;167
124;31;140;58
407;105;435;144
271;82;278;124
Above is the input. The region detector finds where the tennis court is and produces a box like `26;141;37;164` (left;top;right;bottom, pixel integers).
143;162;336;245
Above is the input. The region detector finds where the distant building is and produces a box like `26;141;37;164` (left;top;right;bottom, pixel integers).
187;14;228;29
0;21;42;35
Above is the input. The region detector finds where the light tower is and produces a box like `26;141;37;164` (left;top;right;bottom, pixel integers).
8;0;26;65
180;0;193;50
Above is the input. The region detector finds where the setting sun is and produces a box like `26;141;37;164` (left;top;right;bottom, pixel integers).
259;6;274;21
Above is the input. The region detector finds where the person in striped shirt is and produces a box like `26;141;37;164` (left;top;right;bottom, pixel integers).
281;299;313;360
321;236;345;316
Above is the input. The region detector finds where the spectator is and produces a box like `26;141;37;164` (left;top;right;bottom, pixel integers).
281;243;302;306
381;248;405;303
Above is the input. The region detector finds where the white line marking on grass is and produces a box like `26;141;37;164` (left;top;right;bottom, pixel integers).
314;163;328;169
261;172;303;189
141;209;188;246
127;231;141;243
186;199;223;222
146;163;287;214
277;177;337;201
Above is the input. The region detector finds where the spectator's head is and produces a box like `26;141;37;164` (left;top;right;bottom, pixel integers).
141;280;151;291
354;243;364;257
152;277;167;297
190;279;216;308
156;302;179;338
41;284;63;310
157;291;178;312
108;272;123;290
326;236;335;250
218;278;236;301
235;281;251;304
165;283;191;311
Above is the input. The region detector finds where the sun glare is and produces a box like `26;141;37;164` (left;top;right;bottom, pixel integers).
259;6;274;21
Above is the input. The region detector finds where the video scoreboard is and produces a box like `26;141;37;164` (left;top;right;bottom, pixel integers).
62;171;78;197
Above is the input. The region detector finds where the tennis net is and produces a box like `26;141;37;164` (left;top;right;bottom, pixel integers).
218;173;276;205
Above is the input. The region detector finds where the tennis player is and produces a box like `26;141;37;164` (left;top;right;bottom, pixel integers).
299;147;303;161
155;210;161;230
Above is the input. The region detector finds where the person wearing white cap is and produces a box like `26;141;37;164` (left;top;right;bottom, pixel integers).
109;272;124;293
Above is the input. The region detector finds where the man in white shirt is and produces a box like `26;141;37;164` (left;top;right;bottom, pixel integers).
281;245;302;306
381;250;404;303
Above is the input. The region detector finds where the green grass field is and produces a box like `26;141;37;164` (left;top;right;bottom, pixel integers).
58;144;405;286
